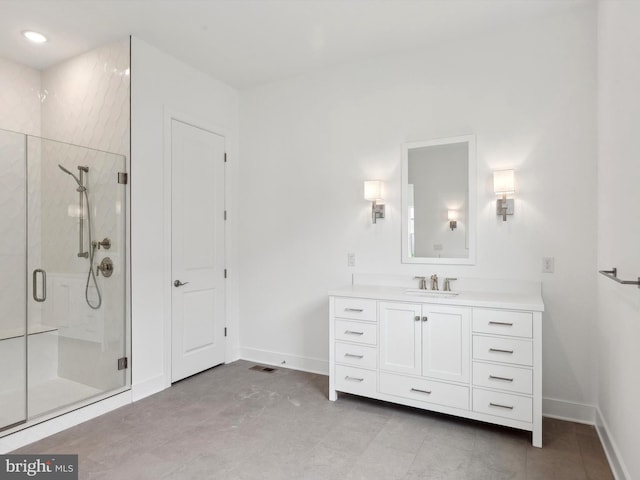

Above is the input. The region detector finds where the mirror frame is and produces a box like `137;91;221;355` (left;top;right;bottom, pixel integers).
401;134;476;265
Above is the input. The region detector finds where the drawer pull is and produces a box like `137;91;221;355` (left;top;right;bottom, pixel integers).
410;387;432;395
345;376;364;382
488;321;513;326
489;375;514;382
344;330;364;336
344;308;364;312
489;348;514;354
344;353;364;359
489;402;514;410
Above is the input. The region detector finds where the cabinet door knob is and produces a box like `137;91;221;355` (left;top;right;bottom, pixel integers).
414;316;421;322
422;316;428;322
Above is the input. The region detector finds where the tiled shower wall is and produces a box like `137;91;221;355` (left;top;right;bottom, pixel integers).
0;39;130;393
0;59;42;335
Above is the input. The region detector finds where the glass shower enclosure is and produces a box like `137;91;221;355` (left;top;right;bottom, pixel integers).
0;128;129;432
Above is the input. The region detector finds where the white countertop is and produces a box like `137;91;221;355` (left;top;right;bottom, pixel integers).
329;284;545;312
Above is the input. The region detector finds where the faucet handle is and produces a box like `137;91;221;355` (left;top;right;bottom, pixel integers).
443;277;458;292
413;276;427;290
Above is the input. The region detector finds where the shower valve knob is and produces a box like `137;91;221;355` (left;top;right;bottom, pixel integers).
97;237;111;250
97;257;114;278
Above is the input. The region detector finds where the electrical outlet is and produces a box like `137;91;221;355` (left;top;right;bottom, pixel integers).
542;257;555;273
347;253;356;267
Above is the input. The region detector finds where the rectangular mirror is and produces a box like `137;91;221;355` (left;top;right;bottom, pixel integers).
401;135;476;264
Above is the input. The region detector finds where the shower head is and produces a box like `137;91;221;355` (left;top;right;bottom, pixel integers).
58;164;74;176
58;164;86;191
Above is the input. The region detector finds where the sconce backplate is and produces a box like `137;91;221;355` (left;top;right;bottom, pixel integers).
496;198;514;216
372;203;385;223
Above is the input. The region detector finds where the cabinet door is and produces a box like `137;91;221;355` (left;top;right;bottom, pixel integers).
379;302;422;375
421;306;470;383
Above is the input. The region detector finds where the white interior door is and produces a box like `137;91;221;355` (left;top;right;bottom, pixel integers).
171;119;225;382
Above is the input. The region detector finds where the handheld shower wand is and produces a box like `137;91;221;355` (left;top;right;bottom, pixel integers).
58;164;102;310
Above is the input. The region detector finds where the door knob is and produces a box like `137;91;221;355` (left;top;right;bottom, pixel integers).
174;280;189;287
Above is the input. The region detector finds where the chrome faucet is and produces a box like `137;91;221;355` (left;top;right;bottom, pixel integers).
430;274;439;291
414;276;427;290
443;277;457;292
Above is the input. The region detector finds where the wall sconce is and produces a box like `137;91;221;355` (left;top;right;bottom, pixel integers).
364;180;385;224
447;210;458;230
493;169;515;221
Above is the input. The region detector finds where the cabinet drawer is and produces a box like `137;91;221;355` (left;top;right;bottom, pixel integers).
335;365;377;397
473;309;532;338
334;298;377;322
335;319;377;345
379;372;469;411
473;388;532;423
473;362;532;395
335;342;377;369
473;335;532;366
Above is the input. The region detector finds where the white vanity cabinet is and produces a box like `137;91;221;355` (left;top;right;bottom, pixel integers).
379;302;470;384
329;287;544;447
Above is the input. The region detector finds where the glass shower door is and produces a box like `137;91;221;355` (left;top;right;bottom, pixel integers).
0;129;27;431
26;136;127;418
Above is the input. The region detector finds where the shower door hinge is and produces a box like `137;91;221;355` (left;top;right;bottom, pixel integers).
117;357;128;370
224;327;227;337
224;152;227;163
224;210;227;221
224;269;227;279
117;172;128;184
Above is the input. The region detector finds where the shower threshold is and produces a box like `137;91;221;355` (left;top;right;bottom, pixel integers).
0;377;101;433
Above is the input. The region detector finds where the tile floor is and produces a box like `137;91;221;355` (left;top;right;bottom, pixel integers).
14;360;613;479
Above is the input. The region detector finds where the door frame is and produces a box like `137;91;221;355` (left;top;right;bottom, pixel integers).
162;107;228;388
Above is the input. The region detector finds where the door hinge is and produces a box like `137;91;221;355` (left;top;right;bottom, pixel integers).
224;269;227;279
117;357;128;370
224;327;227;337
117;172;128;184
224;210;227;221
224;152;227;163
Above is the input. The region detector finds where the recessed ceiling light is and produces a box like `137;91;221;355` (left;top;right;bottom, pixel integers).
22;31;48;44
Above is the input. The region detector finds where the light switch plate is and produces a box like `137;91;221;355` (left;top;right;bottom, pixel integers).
542;257;555;273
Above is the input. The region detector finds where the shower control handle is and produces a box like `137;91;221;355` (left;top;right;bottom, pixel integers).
174;280;189;287
97;257;114;278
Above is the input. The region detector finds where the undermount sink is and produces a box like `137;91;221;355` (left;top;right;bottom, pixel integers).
403;289;459;297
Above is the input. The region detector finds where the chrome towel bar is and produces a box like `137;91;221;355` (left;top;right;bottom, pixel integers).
598;267;640;289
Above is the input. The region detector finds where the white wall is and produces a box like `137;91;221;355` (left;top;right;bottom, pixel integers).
130;37;240;398
596;2;640;479
239;6;598;417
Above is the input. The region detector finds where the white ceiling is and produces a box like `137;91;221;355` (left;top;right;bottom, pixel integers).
0;0;590;89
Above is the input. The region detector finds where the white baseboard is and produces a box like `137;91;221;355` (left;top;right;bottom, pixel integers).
542;397;596;424
596;408;630;480
131;374;167;401
239;347;328;375
0;391;131;453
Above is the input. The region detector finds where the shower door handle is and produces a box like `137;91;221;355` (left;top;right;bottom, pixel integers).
33;269;47;302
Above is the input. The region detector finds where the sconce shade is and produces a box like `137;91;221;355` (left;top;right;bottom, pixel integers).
364;180;384;201
493;169;515;194
447;210;458;221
